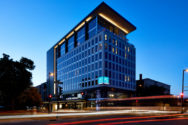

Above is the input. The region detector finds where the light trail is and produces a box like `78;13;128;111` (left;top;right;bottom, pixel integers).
97;117;188;125
49;114;187;125
0;110;180;120
103;95;178;102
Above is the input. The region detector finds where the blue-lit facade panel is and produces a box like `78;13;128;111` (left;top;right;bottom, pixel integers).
57;32;104;94
55;30;136;94
103;31;136;91
47;15;136;98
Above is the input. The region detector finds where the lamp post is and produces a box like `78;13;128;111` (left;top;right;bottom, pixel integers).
48;72;53;113
181;69;188;113
55;80;63;111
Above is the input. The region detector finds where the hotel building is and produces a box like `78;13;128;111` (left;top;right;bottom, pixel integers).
47;2;136;108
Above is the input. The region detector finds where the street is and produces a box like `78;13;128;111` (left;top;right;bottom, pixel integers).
0;113;188;125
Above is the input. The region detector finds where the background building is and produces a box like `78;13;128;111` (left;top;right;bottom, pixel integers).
36;82;47;101
47;2;136;108
136;74;171;96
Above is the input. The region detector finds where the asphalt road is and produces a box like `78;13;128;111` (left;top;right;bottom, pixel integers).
0;113;188;125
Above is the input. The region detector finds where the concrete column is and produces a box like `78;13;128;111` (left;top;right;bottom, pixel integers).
96;89;101;111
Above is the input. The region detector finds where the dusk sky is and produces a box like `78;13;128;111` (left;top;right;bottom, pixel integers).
0;0;188;95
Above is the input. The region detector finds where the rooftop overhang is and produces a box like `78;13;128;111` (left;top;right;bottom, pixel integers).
90;2;136;34
54;2;136;47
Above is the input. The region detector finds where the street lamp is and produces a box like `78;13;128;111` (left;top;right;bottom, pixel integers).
48;72;54;95
49;72;54;76
181;69;188;113
48;72;54;113
55;80;63;110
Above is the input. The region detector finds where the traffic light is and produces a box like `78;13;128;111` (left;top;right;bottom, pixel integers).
81;92;84;95
180;93;184;97
48;94;52;99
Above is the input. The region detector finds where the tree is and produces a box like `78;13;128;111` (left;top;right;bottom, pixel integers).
16;87;42;109
0;53;35;109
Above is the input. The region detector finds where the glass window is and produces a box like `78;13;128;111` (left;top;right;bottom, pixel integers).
99;35;102;41
95;80;98;85
68;35;74;51
95;54;98;60
77;26;85;45
95;37;98;43
92;64;94;70
88;41;91;47
60;43;65;56
99;43;102;50
95;62;98;69
105;52;108;59
105;70;108;76
99;61;102;68
88;17;96;30
88;57;91;64
109;53;111;60
95;45;98;52
109;62;111;69
99;52;102;59
88;29;96;39
88;49;90;55
92;39;94;45
85;51;87;57
92;47;95;54
105;43;108;49
115;48;118;54
92;55;94;62
85;43;87;48
105;61;108;68
99;70;102;76
92;72;94;79
112;47;115;53
115;40;118;46
105;34;107;41
109;45;111;52
88;65;91;72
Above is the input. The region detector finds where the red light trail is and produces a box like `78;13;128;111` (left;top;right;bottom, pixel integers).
97;117;188;125
49;114;188;125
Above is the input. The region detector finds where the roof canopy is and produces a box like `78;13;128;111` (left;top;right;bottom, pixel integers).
54;2;136;48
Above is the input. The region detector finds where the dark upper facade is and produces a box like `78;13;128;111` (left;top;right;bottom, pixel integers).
47;2;136;99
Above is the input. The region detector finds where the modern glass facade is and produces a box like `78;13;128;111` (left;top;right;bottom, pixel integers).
47;2;136;101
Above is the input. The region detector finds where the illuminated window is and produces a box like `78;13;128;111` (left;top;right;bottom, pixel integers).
105;34;107;41
125;46;127;51
112;39;115;44
115;40;118;46
112;47;115;53
115;48;118;54
128;47;130;52
128;76;130;82
99;43;102;50
124;75;127;81
125;53;127;59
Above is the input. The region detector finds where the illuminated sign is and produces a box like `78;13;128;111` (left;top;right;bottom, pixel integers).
98;76;109;85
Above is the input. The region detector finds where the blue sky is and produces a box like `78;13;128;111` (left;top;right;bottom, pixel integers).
0;0;188;95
